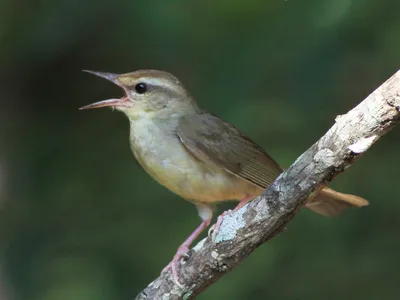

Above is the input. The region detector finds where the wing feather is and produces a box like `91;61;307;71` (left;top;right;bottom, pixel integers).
177;113;282;189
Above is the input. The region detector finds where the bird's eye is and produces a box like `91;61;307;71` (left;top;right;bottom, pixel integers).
134;82;147;94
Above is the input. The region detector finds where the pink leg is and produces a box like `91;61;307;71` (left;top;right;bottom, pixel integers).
162;205;213;287
209;195;254;240
235;195;255;210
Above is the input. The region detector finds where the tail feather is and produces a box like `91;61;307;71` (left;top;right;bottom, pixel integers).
306;187;369;217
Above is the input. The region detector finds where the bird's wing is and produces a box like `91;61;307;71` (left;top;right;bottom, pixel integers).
177;113;282;189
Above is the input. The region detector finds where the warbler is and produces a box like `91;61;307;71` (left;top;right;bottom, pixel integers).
81;69;368;284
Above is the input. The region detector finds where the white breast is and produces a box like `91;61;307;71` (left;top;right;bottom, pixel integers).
128;118;258;202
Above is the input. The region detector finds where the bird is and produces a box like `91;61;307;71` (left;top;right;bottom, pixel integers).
80;69;368;285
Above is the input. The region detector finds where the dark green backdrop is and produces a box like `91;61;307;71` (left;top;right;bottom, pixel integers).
1;0;399;299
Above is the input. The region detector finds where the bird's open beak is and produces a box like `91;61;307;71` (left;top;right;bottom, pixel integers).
79;70;132;110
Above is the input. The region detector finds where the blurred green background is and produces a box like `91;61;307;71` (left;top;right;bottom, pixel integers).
1;0;400;299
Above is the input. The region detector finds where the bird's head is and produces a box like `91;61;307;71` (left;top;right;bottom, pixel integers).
80;70;198;120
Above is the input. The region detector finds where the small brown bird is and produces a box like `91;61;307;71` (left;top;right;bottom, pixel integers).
81;69;368;285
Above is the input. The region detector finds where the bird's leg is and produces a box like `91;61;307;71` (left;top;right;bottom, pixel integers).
209;195;254;240
234;195;255;210
162;205;213;287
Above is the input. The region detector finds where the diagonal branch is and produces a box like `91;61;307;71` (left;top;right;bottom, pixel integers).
136;70;400;300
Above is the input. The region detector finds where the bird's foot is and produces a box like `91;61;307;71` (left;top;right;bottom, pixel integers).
162;217;211;287
208;209;233;241
209;196;254;241
161;245;190;288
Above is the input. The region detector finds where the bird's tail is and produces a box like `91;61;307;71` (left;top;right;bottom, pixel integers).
305;187;369;217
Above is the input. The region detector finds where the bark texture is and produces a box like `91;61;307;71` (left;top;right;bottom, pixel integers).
136;70;400;300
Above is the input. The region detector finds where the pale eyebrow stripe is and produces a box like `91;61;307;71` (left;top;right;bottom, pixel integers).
146;77;184;94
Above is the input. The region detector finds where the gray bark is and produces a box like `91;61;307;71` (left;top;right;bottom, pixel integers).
136;70;400;300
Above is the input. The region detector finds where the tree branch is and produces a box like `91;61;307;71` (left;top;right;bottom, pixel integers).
136;70;400;300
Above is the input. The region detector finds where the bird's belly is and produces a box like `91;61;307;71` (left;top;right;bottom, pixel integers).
130;122;260;202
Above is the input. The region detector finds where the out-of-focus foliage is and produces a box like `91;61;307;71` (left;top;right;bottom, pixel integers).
0;0;399;299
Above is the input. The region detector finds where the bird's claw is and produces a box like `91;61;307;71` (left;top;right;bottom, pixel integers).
207;224;216;238
208;209;233;241
161;245;190;288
